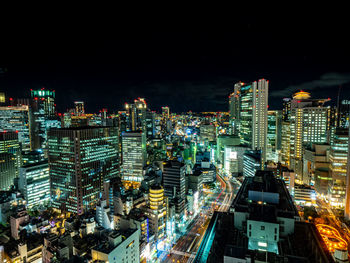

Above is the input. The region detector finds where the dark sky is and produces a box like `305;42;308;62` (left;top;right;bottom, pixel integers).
1;13;350;113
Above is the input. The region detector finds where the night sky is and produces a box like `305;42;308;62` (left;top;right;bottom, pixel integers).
1;14;350;113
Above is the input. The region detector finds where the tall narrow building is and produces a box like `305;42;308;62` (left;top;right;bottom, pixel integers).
289;91;331;181
230;79;269;164
48;127;119;214
121;131;146;188
125;98;147;132
344;124;350;219
267;110;282;162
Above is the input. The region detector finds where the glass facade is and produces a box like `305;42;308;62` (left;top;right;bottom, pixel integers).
48;127;119;214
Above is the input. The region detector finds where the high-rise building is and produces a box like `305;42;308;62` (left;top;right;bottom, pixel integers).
267;110;282;162
163;161;186;217
125;98;147;132
145;110;155;139
0;132;22;190
74;101;85;116
280;98;292;166
48;127;119;214
19;161;50;208
121;131;146;188
338;99;350;128
289;91;331;181
0;105;33;151
231;79;269;164
162;106;170;120
200;124;216;142
31;88;58;150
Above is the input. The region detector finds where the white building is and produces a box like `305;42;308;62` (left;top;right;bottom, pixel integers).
91;229;140;263
121;131;146;188
19;161;50;208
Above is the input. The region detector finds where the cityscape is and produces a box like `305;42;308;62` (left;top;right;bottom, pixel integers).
1;16;350;263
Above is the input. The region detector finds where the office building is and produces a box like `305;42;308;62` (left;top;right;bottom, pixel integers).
243;150;262;178
74;101;85;115
162;106;170;120
224;145;248;177
31;88;56;150
121;131;146;188
163;161;186;217
19;161;50;208
48;126;119;214
289;91;331;180
231;79;269;163
125;98;147;131
0;92;5;103
280;98;292;166
267;110;282;162
0;132;21;190
0;105;33;151
22;149;45;165
145;110;155;138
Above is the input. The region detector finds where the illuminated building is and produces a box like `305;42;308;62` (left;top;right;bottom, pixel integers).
280;98;291;166
337;99;350;128
121;131;146;188
0;132;21;190
162;106;170;120
163;160;186;218
216;134;240;163
22;149;45;165
96;200;113;229
228;90;240;135
187;170;203;199
243;150;262;177
302;144;330;186
74;101;85;116
19;161;50;208
231;79;269;164
328;128;348;207
289;91;331;181
48;126;119;214
91;229;140;263
146;185;166;240
224;145;248;177
145;110;155;138
31;88;56;150
293;184;316;206
0;105;33;151
125;98;147;131
267;110;282;162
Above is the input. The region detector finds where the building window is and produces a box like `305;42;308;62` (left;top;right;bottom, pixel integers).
249;224;251;230
261;226;265;230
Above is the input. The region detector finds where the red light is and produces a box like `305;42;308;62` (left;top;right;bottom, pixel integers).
297;100;301;103
9;98;13;101
35;97;38;101
58;113;62;116
15;130;19;133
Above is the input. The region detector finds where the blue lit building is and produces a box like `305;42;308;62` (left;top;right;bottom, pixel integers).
243;150;262;177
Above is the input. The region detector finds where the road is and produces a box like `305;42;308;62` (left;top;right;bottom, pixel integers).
161;172;237;263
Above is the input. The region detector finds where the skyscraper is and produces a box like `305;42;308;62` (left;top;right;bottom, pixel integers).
125;98;147;132
121;131;146;188
74;101;85;116
0;132;21;190
163;160;186;217
48;126;119;214
267;110;282;162
0;105;33;151
231;79;269;164
31;88;58;150
280;98;292;166
289;91;331;181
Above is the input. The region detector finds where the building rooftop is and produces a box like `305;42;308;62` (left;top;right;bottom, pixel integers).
232;171;298;219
